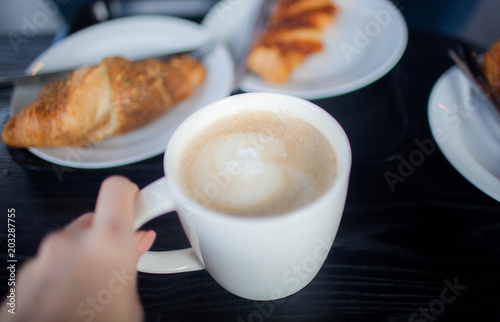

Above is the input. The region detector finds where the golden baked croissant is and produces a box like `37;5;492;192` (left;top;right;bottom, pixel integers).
246;0;337;83
1;54;205;148
483;39;500;96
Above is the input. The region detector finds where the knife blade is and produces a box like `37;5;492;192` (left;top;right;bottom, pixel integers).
231;0;274;92
0;40;216;90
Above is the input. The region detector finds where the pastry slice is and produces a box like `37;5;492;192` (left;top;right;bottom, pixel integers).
1;54;205;148
247;0;337;83
483;39;500;96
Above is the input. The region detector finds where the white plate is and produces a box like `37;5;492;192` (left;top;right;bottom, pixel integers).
202;0;408;99
10;15;234;169
428;66;500;202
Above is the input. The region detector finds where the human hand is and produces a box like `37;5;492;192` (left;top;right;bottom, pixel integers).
0;176;156;322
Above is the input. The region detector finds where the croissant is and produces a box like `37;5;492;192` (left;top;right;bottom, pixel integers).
1;54;205;148
483;39;500;96
246;0;337;83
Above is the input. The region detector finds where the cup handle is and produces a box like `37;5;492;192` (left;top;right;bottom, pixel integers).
134;177;204;274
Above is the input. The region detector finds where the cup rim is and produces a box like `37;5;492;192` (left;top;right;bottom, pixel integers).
164;92;352;223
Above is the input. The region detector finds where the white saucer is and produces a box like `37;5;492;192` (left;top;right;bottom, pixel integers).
202;0;408;99
10;15;234;169
428;65;500;202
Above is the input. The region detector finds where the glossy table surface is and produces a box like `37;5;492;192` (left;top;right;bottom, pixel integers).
1;19;500;322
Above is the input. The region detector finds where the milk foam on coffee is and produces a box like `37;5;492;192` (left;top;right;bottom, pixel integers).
178;109;337;216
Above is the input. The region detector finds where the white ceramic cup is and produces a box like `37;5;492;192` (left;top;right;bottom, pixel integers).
134;92;351;301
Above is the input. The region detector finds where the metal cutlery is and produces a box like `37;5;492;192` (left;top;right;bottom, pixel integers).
0;40;216;89
448;44;500;114
231;0;274;92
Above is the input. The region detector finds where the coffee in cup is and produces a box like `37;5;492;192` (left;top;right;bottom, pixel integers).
178;109;337;217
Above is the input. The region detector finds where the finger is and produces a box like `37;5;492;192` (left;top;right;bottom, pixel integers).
134;230;156;255
137;230;156;256
64;212;94;233
36;230;71;268
93;176;139;232
134;230;147;248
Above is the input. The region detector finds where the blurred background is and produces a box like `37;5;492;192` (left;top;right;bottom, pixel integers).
0;0;499;49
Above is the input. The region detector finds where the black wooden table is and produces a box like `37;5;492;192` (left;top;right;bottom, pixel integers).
1;25;500;322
